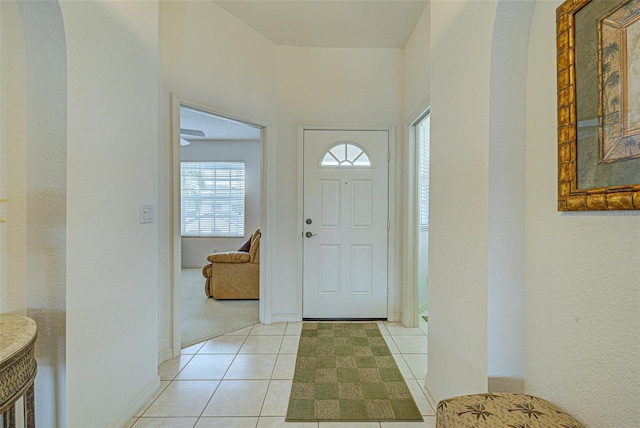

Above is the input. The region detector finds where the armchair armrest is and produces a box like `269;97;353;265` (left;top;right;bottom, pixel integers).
207;252;251;263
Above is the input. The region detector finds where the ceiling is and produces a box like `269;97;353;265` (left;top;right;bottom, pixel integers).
181;1;428;142
180;107;261;143
214;0;428;49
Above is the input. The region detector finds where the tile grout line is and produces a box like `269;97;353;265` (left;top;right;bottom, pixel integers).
256;331;284;420
192;328;252;425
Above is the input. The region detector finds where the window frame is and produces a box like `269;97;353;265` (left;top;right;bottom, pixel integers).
416;112;430;229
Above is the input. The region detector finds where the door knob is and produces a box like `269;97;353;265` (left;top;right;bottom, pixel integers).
305;231;318;238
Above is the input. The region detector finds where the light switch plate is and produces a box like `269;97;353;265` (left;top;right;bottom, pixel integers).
140;205;153;224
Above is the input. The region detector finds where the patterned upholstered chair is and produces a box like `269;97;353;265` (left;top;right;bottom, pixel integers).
436;393;585;428
202;228;260;299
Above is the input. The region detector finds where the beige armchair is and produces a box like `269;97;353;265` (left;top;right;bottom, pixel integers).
202;228;260;299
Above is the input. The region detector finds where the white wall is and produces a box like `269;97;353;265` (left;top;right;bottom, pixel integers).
487;0;534;394
180;140;261;267
426;0;640;424
61;1;160;425
426;0;496;400
159;0;277;354
19;1;68;424
403;2;430;118
7;1;637;425
418;229;428;313
275;46;404;321
524;1;640;425
0;0;28;315
2;1;161;425
2;1;68;424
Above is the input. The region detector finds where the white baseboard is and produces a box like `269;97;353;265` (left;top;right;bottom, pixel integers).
425;374;443;407
488;377;524;394
271;313;299;323
158;347;175;365
106;375;160;427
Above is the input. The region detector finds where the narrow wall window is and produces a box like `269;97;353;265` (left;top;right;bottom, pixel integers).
181;161;245;237
417;112;430;228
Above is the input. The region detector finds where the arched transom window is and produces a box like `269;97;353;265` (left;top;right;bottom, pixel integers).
320;142;371;167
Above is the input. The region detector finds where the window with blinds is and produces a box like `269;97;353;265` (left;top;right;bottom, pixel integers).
417;113;430;228
181;161;245;237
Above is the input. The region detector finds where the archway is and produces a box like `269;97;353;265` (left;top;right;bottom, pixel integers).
2;0;68;425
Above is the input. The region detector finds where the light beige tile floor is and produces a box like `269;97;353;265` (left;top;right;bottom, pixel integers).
127;317;435;428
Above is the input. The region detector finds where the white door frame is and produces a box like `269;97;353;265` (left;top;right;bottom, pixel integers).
296;123;397;321
169;93;274;356
402;105;430;328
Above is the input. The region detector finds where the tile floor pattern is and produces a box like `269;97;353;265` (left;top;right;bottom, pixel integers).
126;318;436;428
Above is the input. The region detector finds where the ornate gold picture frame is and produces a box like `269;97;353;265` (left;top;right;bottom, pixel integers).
557;0;640;211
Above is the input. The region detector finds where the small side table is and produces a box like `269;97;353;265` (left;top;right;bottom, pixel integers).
0;315;37;428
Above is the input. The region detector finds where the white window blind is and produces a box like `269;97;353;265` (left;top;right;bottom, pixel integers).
181;161;245;237
418;113;430;227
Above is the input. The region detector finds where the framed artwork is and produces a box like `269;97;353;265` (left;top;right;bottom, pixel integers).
557;0;640;210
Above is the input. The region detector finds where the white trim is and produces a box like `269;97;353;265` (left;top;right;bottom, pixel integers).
403;106;430;328
158;347;173;366
404;95;431;125
271;313;299;323
296;125;305;321
106;376;160;428
296;123;397;321
425;374;443;406
170;94;181;358
169;93;274;356
403;118;418;328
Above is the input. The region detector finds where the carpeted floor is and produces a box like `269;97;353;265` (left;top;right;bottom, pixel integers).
286;322;423;422
180;267;259;348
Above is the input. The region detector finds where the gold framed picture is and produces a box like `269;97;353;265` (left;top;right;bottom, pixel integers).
557;0;640;210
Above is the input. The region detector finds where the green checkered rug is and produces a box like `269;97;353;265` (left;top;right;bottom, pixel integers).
285;322;424;422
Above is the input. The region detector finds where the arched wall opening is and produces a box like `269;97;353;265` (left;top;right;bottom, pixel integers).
487;0;535;393
1;0;68;425
425;0;535;402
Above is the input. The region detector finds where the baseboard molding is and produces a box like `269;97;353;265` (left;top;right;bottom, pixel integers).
106;375;160;427
425;374;443;407
385;311;401;323
488;377;524;394
181;264;203;268
158;347;175;365
423;375;438;411
271;313;299;323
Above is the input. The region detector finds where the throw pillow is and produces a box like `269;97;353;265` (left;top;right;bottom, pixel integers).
238;237;252;252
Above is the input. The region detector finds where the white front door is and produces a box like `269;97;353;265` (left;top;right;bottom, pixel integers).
303;129;389;319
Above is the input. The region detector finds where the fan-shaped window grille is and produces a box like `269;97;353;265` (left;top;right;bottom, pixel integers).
321;142;371;167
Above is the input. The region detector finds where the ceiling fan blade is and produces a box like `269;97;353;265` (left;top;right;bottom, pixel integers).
180;128;205;137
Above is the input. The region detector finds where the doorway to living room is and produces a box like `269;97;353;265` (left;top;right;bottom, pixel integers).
174;102;264;349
